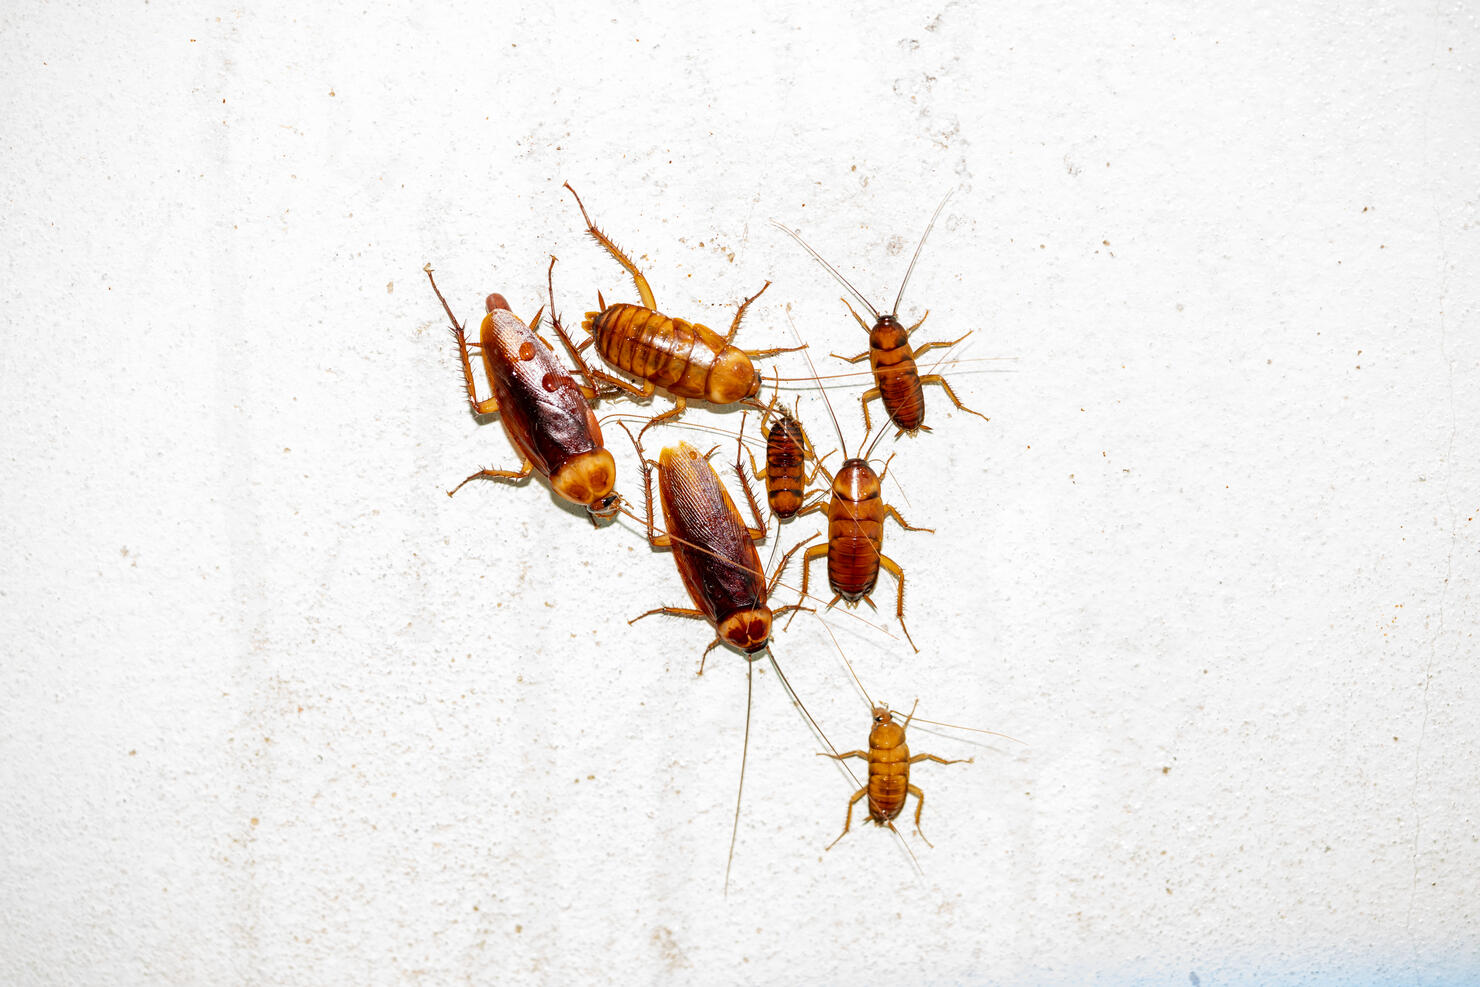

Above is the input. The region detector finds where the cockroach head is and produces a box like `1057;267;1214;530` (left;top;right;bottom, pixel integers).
872;705;893;725
587;491;623;522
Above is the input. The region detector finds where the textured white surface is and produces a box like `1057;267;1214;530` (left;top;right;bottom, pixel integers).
2;0;1477;984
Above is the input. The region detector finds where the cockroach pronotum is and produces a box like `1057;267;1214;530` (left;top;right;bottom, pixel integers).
426;262;621;522
626;429;813;670
772;191;989;435
562;183;801;434
818;700;971;849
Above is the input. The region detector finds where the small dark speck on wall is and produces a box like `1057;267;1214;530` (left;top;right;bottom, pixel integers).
1190;973;1201;986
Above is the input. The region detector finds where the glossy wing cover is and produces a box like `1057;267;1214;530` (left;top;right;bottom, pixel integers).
657;443;766;623
481;309;603;477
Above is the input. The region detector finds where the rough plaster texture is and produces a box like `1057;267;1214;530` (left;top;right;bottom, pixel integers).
1;0;1477;984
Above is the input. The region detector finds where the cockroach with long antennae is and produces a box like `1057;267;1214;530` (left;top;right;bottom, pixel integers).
745;372;833;521
425;261;622;524
772;191;990;436
622;421;814;671
563;183;803;435
784;321;934;651
819;699;972;849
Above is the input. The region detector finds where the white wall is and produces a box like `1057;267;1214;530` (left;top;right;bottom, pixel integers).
1;0;1476;983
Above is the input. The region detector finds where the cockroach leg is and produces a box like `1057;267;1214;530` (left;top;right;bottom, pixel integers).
908;784;934;848
911;329;971;358
742;344;808;359
771;603;814;629
909;753;974;766
629;605;707;626
918;374;990;423
451;321;501;415
839;297;872;333
825;786;869;851
797;543;830;607
564;182;657;310
544;256;602;402
623;428;673;549
883;504;934;533
732;436;768;541
877;554;918;653
636;397;688;440
792;496;828;519
447;459;534;497
724;281;770;345
697;636;729;675
904;310;931;335
767;533;817;597
427;266;499;417
858;388;881;436
830;349;871;364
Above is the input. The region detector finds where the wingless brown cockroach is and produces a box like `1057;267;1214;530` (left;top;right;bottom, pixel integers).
819;700;971;849
426;262;621;522
772;191;989;435
626;428;813;670
745;376;831;521
783;339;933;651
563;183;801;434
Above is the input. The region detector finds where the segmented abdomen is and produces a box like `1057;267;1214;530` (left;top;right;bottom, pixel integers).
867;753;909;820
764;417;806;518
587;303;714;399
870;327;926;431
827;468;884;601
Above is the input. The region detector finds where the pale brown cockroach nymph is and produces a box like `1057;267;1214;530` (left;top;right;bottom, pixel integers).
772;191;989;436
562;183;803;435
819;700;972;849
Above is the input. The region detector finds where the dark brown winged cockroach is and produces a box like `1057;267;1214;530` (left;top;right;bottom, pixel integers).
818;700;971;849
772;191;989;435
426;262;621;522
562;183;802;434
626;427;813;670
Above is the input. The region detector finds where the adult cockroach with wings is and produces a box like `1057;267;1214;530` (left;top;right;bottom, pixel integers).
426;261;621;523
624;424;813;670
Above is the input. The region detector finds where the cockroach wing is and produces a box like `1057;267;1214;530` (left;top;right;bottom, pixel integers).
481;309;603;478
657;444;766;624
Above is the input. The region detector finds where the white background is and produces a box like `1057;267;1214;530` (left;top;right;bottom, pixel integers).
2;1;1476;984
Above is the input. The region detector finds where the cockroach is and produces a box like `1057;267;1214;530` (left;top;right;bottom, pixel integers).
426;262;621;522
562;183;801;434
772;191;989;435
786;337;933;651
818;700;971;849
622;428;841;893
745;375;832;521
625;427;813;670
